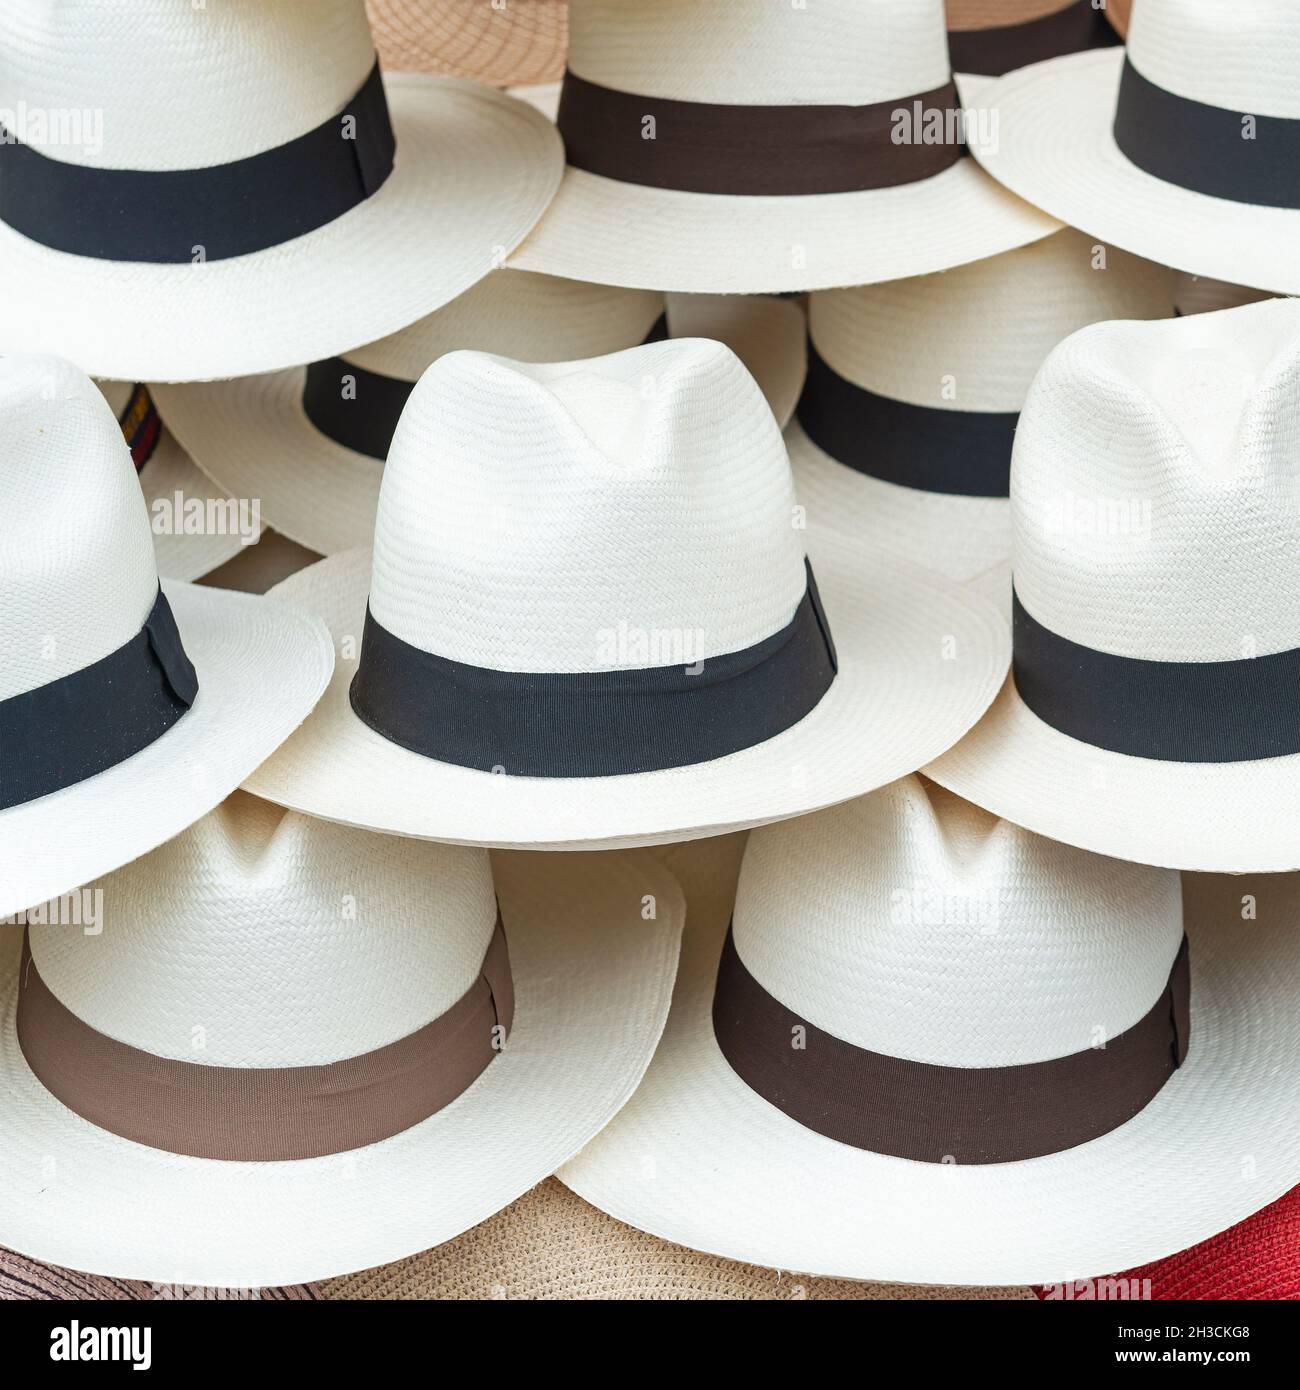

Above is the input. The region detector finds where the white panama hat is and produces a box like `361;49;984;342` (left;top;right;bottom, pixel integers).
927;299;1300;872
945;0;1120;80
0;355;334;920
789;226;1174;586
0;792;684;1287
0;0;564;382
243;337;1010;850
560;776;1300;1286
150;269;807;557
509;0;1059;294
965;0;1300;295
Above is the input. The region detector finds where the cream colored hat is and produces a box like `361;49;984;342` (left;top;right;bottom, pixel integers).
0;356;333;921
945;0;1120;79
151;270;807;557
561;776;1300;1285
366;0;567;86
0;793;683;1287
510;0;1058;293
244;338;1009;849
789;227;1174;585
0;0;563;381
966;0;1300;294
928;300;1300;871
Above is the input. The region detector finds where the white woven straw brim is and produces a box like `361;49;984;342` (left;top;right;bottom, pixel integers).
150;295;806;557
0;76;563;382
0;583;333;920
967;50;1300;296
788;420;1011;586
0;849;683;1287
558;844;1300;1286
923;676;1300;873
240;538;1010;849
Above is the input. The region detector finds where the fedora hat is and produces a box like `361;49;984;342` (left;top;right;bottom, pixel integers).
965;0;1300;295
0;355;333;920
0;792;684;1287
0;0;563;382
366;0;567;87
509;0;1059;294
150;270;807;557
946;0;1119;80
927;300;1300;871
560;776;1300;1285
243;338;1009;849
789;227;1174;586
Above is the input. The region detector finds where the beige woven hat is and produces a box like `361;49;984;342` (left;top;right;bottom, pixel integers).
0;355;333;921
243;337;1009;850
789;227;1174;585
366;1;567;86
0;793;683;1287
561;775;1300;1284
946;0;1120;79
510;0;1058;293
150;270;807;557
0;0;563;382
966;0;1300;294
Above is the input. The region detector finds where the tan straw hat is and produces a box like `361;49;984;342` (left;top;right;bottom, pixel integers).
366;1;567;86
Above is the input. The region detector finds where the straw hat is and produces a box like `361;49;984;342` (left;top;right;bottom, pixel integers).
789;227;1174;585
966;0;1300;294
0;793;684;1287
0;356;333;920
150;270;807;557
243;338;1009;850
0;1246;317;1301
509;0;1058;294
945;0;1119;79
0;0;563;382
927;300;1300;871
366;1;567;86
560;776;1300;1285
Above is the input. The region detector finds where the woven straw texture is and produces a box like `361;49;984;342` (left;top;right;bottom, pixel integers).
947;0;1082;28
0;1247;317;1302
366;1;567;85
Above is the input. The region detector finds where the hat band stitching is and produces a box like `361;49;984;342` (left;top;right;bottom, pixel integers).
0;59;396;263
1113;55;1300;212
14;912;513;1162
0;587;198;811
1013;588;1300;762
347;559;837;777
946;0;1118;78
712;925;1191;1164
116;383;161;473
556;70;966;197
798;339;1017;498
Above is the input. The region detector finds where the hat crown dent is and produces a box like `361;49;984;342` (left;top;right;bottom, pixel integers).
1012;299;1300;663
732;776;1185;1069
0;0;377;170
368;338;810;674
27;792;500;1068
0;355;158;702
1128;0;1300;119
567;0;951;106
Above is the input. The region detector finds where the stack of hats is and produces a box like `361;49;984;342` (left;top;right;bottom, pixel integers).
1;0;1297;1303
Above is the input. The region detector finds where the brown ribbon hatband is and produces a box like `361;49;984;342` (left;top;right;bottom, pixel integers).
947;0;1118;78
16;916;514;1162
557;70;965;196
712;928;1190;1164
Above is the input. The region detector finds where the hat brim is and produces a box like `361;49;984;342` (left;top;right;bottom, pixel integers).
0;850;683;1287
788;420;1012;586
240;539;1010;849
923;674;1300;872
558;844;1300;1286
0;582;334;919
967;50;1300;296
150;294;807;557
0;75;563;382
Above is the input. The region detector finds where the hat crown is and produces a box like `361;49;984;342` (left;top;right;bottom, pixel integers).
27;793;499;1067
0;355;158;702
568;0;951;105
732;777;1184;1068
369;339;809;674
1012;299;1300;662
1128;0;1300;118
0;0;376;170
809;228;1174;413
